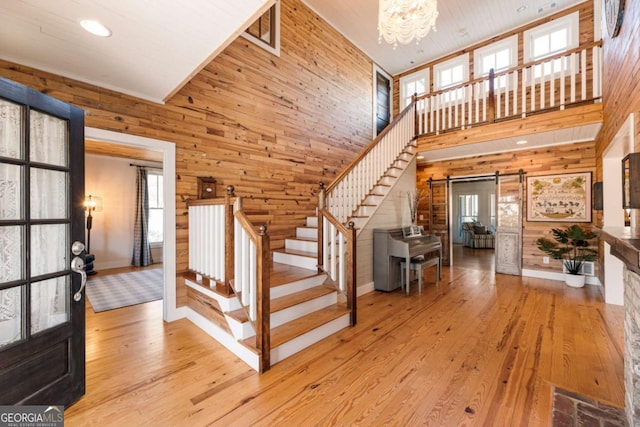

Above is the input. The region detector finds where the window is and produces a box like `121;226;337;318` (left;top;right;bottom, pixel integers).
489;193;496;231
434;54;469;90
434;54;469;102
147;172;163;243
459;194;478;224
242;1;280;56
475;36;518;86
524;12;579;77
399;69;429;108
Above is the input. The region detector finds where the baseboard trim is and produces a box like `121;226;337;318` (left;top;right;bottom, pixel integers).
521;269;601;286
357;281;375;296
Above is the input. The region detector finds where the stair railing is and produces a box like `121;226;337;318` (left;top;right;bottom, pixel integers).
233;197;271;372
323;101;417;224
414;40;603;136
317;203;357;326
187;186;236;294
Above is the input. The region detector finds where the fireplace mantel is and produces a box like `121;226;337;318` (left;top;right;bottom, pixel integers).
599;227;640;275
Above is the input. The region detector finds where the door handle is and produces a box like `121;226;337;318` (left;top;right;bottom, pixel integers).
71;241;87;302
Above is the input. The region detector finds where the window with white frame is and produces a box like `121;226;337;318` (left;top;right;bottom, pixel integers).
147;172;164;244
399;69;429;108
242;1;280;56
524;12;579;78
434;54;469;101
475;36;518;88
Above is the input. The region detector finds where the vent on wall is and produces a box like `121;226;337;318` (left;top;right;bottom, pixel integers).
563;261;595;276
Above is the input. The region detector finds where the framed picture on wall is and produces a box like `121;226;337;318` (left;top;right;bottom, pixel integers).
526;172;592;222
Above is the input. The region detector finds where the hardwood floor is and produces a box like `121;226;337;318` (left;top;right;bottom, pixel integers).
452;244;494;271
65;265;624;426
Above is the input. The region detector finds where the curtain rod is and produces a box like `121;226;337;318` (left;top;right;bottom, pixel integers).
129;163;162;170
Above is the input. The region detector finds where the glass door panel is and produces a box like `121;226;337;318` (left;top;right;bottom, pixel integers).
29;110;68;166
30;168;68;219
31;224;68;278
30;276;69;334
0;286;22;347
0;98;22;159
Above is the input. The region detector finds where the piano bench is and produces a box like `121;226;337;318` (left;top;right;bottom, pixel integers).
400;256;440;295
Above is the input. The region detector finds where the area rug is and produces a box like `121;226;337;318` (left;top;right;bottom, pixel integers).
86;268;163;313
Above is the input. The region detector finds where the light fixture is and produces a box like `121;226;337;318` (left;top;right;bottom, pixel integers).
378;0;438;49
417;155;425;160
80;19;112;37
84;195;103;276
516;140;528;145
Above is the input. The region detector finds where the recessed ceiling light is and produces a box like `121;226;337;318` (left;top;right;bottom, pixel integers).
516;5;528;13
80;19;112;37
516;140;528;145
417;155;425;160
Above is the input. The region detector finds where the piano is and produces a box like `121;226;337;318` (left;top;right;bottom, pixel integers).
373;226;442;292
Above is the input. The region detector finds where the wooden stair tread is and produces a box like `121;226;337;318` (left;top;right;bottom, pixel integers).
241;304;349;350
227;308;249;323
271;285;335;313
271;304;349;348
275;248;317;258
287;236;317;243
270;262;321;287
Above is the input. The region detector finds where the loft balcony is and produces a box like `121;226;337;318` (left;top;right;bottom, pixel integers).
415;41;603;160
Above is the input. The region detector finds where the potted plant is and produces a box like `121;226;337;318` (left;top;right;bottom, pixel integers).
535;224;598;288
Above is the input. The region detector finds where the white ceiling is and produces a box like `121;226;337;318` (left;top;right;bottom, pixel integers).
303;0;587;75
0;0;271;103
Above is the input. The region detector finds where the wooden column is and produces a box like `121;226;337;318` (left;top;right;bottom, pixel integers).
256;224;271;373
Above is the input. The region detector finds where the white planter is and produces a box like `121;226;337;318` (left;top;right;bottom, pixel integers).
564;273;586;288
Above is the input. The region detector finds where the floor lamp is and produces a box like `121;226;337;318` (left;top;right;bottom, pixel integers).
84;195;102;276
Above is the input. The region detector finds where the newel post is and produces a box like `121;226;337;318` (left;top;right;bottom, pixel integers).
348;221;357;326
488;68;496;123
256;224;271;373
224;185;235;294
317;182;325;273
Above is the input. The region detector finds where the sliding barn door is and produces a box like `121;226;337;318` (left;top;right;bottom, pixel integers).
428;178;450;266
495;172;523;275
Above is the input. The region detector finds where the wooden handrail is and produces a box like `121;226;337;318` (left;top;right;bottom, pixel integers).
415;40;603;102
233;206;270;372
324;101;415;194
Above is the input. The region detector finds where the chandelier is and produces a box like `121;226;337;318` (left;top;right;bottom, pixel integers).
378;0;439;49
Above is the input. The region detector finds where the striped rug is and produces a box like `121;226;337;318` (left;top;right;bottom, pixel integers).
86;268;163;313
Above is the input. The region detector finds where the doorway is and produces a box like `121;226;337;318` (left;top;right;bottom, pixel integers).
452;179;496;272
84;128;178;321
373;64;392;137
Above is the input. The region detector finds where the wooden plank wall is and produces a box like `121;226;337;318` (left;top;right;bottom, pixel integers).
416;141;596;273
0;0;374;306
596;0;640;228
393;1;595;117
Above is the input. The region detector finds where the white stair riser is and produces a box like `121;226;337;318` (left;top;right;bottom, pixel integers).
271;273;328;299
270;314;351;365
271;292;337;328
296;227;317;239
273;251;317;270
226;316;255;340
285;238;317;253
306;216;318;227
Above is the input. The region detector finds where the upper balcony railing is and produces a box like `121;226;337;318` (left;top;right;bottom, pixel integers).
414;41;602;136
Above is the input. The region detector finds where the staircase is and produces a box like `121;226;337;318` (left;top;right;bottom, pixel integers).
184;101;417;372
